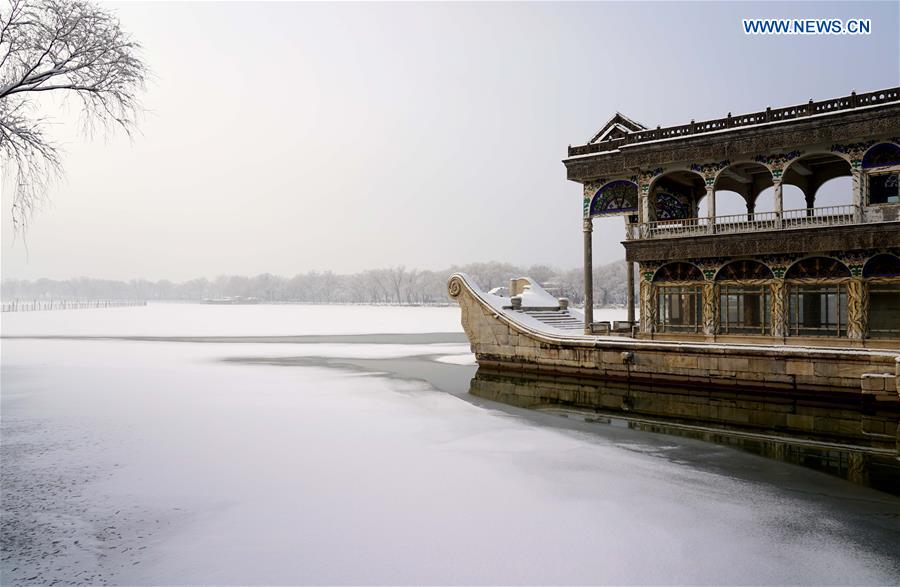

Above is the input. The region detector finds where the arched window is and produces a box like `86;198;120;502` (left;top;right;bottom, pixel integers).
649;171;705;227
785;257;850;337
590;180;638;216
862;143;900;169
864;254;900;339
653;263;703;333
715;261;774;335
716;260;774;281
784;257;851;279
863;143;900;205
654;262;703;282
863;253;900;277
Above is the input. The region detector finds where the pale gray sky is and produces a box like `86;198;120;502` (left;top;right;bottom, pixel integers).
2;1;898;281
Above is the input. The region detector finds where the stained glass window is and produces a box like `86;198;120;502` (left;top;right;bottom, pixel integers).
715;260;774;281
862;143;900;169
653;262;704;282
784;257;851;279
863;254;900;278
654;191;691;220
590;180;638;216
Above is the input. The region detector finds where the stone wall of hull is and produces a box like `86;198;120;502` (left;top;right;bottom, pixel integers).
449;274;900;396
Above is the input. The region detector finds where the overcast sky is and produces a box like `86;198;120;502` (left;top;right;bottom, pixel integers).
2;1;898;281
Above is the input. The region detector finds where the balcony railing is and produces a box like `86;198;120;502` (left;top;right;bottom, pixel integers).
568;87;900;157
634;205;858;240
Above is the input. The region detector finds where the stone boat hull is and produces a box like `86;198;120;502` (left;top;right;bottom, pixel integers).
448;273;900;398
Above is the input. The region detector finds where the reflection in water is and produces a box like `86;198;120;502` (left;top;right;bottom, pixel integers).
470;368;900;494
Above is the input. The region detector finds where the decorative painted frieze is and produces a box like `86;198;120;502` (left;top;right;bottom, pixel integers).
638;168;664;194
831;141;876;168
754;150;802;178
690;160;730;186
760;254;797;278
583;179;605;217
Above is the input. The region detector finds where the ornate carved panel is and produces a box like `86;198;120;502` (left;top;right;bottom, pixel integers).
846;278;868;339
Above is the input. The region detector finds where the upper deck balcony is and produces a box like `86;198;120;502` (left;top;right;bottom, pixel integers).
632;204;863;240
566;87;900;247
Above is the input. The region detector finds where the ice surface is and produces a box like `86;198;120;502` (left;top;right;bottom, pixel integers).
434;353;477;365
2;306;898;585
1;303;465;337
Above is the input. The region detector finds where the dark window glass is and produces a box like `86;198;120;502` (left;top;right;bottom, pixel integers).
719;286;771;335
868;172;899;205
787;284;847;337
868;284;900;339
657;286;702;333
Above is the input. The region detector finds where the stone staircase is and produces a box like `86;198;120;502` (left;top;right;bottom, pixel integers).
519;308;584;332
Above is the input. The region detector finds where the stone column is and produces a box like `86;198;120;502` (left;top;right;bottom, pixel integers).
847;278;868;340
583;218;594;333
626;261;635;323
706;185;716;234
771;280;786;338
851;169;863;223
773;180;783;229
639;190;650;238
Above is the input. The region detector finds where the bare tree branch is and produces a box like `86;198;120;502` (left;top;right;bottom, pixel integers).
0;0;147;231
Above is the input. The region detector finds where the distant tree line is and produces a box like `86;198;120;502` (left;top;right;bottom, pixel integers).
1;260;634;307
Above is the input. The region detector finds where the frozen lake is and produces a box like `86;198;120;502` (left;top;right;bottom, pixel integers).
2;304;899;585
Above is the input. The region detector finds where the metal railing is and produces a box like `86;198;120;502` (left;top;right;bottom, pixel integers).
636;205;858;240
568;87;900;157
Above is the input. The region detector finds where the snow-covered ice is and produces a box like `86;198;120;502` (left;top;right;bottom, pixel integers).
1;302;465;337
2;305;899;585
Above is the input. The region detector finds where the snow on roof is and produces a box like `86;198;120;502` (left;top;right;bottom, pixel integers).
588;113;648;144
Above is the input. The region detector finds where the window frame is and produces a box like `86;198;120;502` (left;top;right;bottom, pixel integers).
867;281;900;339
718;284;771;335
656;284;703;333
786;283;848;337
865;164;900;206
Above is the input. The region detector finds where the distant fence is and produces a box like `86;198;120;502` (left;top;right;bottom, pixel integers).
1;300;147;312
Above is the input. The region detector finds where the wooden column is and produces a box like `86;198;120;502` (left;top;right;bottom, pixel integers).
583;218;594;333
639;279;655;334
702;281;717;336
626;261;635;323
847;278;867;340
771;280;786;338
